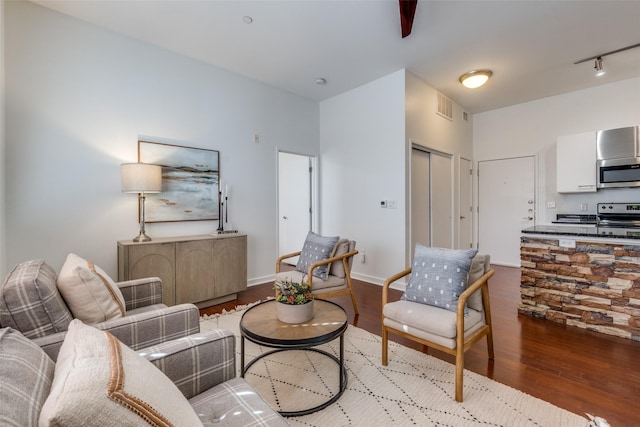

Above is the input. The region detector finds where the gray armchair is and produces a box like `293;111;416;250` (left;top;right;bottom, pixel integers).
0;259;200;360
382;253;495;402
1;324;287;426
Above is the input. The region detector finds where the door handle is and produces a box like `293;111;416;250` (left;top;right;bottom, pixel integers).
460;216;466;219
282;216;288;220
522;217;534;220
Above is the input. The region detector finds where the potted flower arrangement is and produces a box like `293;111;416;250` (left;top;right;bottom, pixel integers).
274;277;314;323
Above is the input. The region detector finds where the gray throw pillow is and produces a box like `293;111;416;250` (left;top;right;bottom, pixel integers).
296;231;340;280
402;245;478;313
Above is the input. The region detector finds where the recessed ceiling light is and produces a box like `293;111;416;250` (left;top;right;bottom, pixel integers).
242;16;253;24
315;78;327;86
459;70;493;89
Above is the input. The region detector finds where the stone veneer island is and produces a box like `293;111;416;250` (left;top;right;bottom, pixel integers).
520;225;640;341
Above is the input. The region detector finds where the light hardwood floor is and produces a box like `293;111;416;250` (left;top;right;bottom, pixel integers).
201;265;639;425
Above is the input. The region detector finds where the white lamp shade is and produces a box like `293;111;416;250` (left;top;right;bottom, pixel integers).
121;163;162;193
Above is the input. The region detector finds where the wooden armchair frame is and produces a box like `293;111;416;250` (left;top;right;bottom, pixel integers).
276;249;359;314
381;267;495;402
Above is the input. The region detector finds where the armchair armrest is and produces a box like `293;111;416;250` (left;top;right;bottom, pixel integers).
382;267;412;306
275;251;302;273
117;277;163;310
33;303;201;362
456;268;495;348
305;250;358;287
140;329;236;399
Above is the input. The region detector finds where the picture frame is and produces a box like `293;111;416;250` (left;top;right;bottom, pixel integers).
138;140;219;222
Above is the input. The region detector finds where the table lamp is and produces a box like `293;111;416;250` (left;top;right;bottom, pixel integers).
121;163;162;242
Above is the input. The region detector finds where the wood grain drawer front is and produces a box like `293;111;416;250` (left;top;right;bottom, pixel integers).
128;243;176;306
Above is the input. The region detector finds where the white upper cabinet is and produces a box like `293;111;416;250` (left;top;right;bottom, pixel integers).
556;132;597;193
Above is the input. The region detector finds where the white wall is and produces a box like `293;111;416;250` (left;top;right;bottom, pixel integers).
405;72;474;259
0;0;5;276
319;70;406;284
474;77;640;228
4;1;319;282
319;70;473;285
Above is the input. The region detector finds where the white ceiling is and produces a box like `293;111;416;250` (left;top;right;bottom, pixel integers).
32;0;640;113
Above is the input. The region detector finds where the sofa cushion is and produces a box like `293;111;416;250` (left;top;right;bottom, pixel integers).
189;377;288;426
40;319;203;427
0;260;72;338
295;231;339;280
56;253;126;324
0;327;54;426
402;245;478;313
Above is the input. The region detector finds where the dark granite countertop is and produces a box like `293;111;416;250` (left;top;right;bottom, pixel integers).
522;225;640;240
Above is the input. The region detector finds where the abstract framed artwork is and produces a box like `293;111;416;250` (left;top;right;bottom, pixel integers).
138;141;219;222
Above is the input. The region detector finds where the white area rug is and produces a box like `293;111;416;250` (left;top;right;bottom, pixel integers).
201;304;593;427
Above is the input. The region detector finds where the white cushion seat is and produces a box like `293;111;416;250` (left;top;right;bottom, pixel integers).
275;270;347;292
383;300;483;349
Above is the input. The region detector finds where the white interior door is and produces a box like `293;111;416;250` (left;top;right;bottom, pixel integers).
478;156;535;266
278;152;312;264
458;157;472;249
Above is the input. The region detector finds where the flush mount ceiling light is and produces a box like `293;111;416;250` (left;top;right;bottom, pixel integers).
242;16;253;24
594;57;605;77
459;70;493;89
315;78;327;86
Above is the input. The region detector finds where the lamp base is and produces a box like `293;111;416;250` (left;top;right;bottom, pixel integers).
132;232;152;242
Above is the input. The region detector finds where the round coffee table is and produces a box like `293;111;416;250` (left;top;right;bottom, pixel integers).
239;299;348;417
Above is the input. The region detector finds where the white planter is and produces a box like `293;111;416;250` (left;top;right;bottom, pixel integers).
276;300;314;324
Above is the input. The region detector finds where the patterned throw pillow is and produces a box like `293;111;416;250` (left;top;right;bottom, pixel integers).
402;245;478;313
0;327;54;427
295;231;340;280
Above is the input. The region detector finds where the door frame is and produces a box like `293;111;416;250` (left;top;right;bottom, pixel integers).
276;149;319;258
458;156;473;249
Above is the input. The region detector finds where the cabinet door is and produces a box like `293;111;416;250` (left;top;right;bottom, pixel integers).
175;240;215;305
557;132;597;193
128;243;176;306
213;235;248;297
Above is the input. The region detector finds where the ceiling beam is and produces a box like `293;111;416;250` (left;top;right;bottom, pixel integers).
399;0;418;38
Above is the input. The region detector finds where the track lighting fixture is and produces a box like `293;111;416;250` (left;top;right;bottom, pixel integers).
574;42;640;76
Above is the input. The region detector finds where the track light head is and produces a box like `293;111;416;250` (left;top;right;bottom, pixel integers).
594;57;605;77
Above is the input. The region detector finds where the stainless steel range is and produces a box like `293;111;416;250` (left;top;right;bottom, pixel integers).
597;202;640;228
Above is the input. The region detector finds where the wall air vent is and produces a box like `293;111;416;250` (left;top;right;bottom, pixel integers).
436;92;453;121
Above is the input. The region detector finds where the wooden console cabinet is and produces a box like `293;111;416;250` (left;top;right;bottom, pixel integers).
117;234;247;308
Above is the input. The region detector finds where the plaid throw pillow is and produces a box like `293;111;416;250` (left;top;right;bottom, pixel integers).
295;231;339;280
402;245;478;313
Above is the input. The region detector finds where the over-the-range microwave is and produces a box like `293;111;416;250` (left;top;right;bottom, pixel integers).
596;126;640;189
597;157;640;189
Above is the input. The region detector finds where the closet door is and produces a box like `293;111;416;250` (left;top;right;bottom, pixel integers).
411;146;453;257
